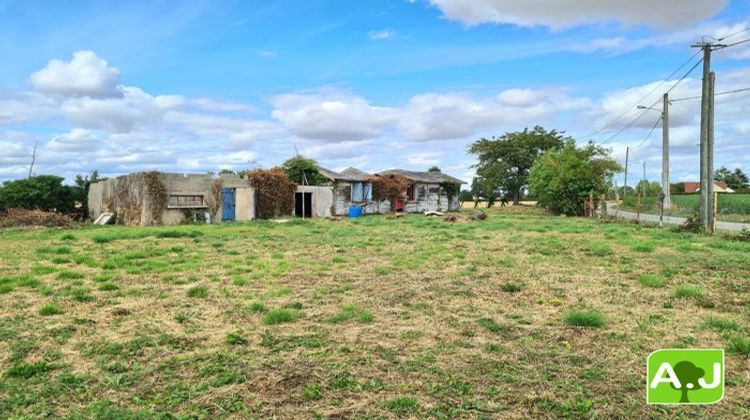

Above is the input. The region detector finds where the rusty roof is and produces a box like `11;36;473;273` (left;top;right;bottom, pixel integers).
376;169;466;184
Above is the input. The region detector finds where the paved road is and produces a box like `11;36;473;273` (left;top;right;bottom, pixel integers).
607;206;749;232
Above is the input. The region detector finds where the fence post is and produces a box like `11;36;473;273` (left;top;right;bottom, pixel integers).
636;192;641;224
589;191;594;218
712;191;718;234
600;193;607;219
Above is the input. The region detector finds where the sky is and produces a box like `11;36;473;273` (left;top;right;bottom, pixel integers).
1;0;749;186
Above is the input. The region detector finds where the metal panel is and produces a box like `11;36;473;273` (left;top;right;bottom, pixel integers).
222;188;236;221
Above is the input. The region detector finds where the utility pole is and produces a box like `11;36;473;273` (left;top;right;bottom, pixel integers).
642;161;647;196
662;93;671;209
707;71;716;234
692;41;724;232
624;147;629;197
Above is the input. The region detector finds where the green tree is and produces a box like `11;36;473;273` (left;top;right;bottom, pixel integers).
528;141;622;216
468;126;567;205
427;166;441;173
714;167;749;190
281;156;328;185
0;176;79;214
635;180;662;197
671;361;704;403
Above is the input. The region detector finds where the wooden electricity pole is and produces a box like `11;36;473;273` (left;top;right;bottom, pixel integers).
692;41;724;234
661;93;671;209
624;147;629;197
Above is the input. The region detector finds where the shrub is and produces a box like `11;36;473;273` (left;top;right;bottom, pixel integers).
528;141;621;216
0;175;83;215
245;168;296;219
370;175;411;211
564;309;605;328
0;208;72;228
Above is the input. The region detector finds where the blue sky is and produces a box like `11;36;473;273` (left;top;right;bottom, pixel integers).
1;0;749;186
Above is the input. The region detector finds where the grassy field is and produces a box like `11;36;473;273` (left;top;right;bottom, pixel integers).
1;208;749;418
621;194;750;223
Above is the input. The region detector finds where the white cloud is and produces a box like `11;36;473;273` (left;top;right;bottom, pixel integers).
397;89;589;141
30;51;122;98
270;91;396;141
0;91;57;124
570;19;750;56
60;87;184;133
47;129;102;153
424;0;729;29
258;50;278;58
368;29;397;40
407;151;442;167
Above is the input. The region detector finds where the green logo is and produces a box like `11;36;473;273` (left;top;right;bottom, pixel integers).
647;349;724;405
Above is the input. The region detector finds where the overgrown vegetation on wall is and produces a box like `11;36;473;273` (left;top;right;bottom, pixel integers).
370;175;410;211
246;168;296;219
440;182;461;207
208;179;223;220
144;171;167;224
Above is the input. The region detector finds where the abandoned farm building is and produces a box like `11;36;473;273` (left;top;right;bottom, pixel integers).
88;167;465;225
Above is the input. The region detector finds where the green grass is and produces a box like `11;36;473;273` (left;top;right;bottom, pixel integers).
563;309;605;328
5;362;52;379
701;316;740;332
0;207;748;418
477;317;509;333
384;396;419;413
637;274;666;288
225;331;248;345
186;285;209;298
327;304;373;324
39;303;63;316
263;309;302;325
726;335;750;357
674;284;704;299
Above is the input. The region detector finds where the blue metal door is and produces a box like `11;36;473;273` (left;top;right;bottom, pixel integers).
222;188;236;221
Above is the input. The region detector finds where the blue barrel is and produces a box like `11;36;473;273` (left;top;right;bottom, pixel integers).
348;205;362;218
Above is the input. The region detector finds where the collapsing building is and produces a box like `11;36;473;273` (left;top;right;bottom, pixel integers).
88;167;465;225
293;167;465;218
88;172;256;225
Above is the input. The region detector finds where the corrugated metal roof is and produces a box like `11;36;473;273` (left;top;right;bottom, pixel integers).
376;169;466;184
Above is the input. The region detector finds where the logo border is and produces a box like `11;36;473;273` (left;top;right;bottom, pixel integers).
646;348;725;405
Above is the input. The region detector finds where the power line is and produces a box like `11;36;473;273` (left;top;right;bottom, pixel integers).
717;27;750;42
583;50;701;140
631;116;662;153
599;57;703;145
671;86;750;102
725;37;750;48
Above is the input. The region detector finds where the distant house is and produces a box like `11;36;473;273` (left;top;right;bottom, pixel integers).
682;181;735;194
376;169;466;213
89;172;256;225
